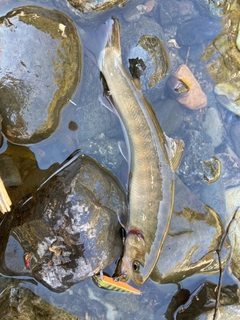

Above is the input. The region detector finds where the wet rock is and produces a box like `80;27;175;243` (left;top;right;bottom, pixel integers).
176;17;221;47
168;64;207;110
76;279;154;320
0;155;22;187
202;107;223;147
123;0;155;22
130;34;170;88
230;121;240;158
158;0;197;26
214;83;240;116
216;147;240;188
0;6;81;144
105;293;140;313
178;129;214;186
68;0;128;12
202;3;240;112
0;285;78;319
121;16;169;103
150;177;229;284
2;152;126;291
163;288;190;319
195;0;225;17
172;281;239;319
225;185;240;279
196;304;240;319
199;175;226;222
80;137;124;178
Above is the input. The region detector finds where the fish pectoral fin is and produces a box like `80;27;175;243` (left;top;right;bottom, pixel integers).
118;140;129;163
164;133;184;172
117;203;128;229
99;94;118;116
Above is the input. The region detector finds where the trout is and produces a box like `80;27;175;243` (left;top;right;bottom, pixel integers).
83;18;184;286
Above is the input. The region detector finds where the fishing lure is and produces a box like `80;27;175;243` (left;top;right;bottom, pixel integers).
92;274;141;295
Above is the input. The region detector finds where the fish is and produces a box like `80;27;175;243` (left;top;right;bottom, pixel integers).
83;17;184;286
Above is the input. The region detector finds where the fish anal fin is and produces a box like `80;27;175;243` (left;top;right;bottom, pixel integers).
164;133;184;172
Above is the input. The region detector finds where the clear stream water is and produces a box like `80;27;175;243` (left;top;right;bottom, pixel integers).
0;0;239;319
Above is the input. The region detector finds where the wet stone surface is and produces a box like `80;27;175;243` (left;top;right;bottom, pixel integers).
0;285;79;320
1;152;126;292
0;0;239;319
0;6;81;144
150;177;230;284
68;0;129;12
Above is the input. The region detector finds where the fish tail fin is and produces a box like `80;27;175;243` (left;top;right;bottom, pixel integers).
82;17;121;71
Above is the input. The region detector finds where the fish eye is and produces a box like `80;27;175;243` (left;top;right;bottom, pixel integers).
132;260;140;272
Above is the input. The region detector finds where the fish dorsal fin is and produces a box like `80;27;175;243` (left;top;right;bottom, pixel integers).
164;133;184;172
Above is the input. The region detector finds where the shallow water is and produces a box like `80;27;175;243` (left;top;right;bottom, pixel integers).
0;0;240;319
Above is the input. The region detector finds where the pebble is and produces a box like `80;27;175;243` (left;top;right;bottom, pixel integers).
123;0;155;22
230;121;240;158
214;83;240;116
168;64;207;110
202;107;223;147
159;0;196;26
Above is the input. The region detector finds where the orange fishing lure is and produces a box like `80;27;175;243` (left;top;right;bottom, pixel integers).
93;274;141;295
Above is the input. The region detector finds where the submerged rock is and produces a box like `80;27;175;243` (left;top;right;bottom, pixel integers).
150;177;229;284
178;129;214;186
0;6;81;144
203;1;240;117
128;34;170;90
170;281;239;319
214;83;240;116
230;121;240;158
168;64;207;110
121;15;169;102
176;17;221;47
1;152;126;291
202;107;223;147
0;285;78;319
68;0;128;12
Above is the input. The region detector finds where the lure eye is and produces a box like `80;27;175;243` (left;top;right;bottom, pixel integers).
132;260;140;272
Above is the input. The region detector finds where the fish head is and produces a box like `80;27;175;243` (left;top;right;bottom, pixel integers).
121;229;147;286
